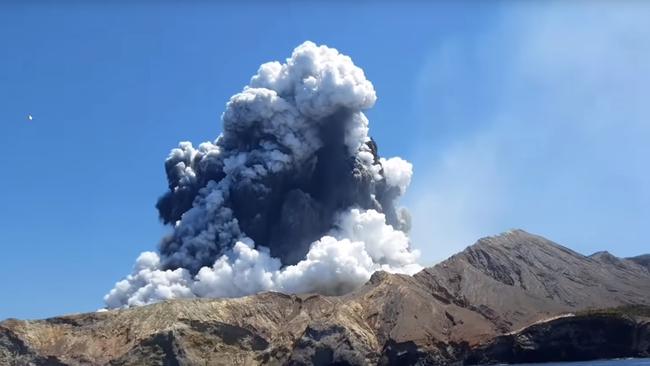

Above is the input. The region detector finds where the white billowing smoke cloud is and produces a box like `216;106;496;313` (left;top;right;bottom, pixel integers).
380;157;413;195
105;41;421;309
105;209;420;308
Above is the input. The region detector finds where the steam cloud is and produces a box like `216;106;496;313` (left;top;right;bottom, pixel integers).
105;41;421;308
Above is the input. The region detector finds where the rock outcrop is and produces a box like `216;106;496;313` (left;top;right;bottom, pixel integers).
1;230;649;365
466;307;650;364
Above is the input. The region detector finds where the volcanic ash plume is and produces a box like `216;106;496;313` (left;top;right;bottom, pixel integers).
104;41;421;308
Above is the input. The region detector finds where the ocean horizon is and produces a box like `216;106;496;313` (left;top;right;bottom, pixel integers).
508;358;650;366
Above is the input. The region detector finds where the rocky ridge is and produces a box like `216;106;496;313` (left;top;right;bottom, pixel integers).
2;230;649;365
628;254;650;272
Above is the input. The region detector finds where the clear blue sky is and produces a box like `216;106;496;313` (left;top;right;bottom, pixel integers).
1;2;649;320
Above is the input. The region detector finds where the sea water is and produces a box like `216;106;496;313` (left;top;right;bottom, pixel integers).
509;359;650;366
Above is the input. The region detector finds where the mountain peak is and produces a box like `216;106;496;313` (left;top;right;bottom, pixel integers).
420;230;650;332
477;228;535;242
589;250;618;262
464;229;580;260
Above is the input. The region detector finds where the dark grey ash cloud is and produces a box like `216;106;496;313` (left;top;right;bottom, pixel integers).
105;41;419;308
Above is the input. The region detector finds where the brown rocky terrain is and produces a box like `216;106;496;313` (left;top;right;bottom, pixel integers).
2;229;649;365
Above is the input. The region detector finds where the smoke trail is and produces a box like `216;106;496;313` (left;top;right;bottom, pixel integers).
105;41;420;308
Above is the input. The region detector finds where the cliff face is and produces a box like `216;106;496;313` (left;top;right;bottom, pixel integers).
1;230;649;365
467;309;650;365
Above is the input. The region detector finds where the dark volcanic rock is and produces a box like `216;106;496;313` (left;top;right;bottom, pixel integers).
109;331;184;366
466;310;650;365
287;324;373;366
1;230;649;365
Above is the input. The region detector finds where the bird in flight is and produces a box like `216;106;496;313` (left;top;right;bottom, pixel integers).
27;114;33;121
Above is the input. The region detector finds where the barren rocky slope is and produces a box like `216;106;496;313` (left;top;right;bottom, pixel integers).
2;230;649;365
629;254;650;271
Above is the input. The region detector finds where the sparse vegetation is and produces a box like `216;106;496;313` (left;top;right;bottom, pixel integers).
577;304;650;318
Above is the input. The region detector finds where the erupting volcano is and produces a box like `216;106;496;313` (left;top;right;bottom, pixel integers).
104;41;421;308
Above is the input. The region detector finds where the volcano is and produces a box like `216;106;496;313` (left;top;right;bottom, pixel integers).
3;230;649;365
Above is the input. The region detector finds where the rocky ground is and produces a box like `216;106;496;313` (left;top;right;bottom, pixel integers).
2;230;649;365
467;306;650;364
